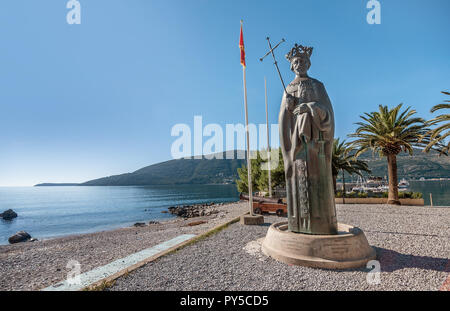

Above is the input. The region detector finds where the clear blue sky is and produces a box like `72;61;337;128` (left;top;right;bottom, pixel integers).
0;0;449;186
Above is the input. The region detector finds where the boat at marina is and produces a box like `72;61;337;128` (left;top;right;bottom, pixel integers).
398;178;410;189
350;176;410;193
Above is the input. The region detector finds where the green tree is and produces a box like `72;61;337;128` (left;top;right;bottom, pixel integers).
348;104;429;205
236;151;262;193
424;91;450;155
236;149;286;194
332;138;370;194
257;149;286;193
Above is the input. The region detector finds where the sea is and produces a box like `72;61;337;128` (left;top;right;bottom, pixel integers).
0;181;448;245
0;184;239;245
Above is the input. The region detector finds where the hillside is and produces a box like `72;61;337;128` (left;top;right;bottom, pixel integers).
35;149;449;187
81;151;247;186
356;148;450;179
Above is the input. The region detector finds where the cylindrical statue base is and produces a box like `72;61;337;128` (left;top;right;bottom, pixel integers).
262;222;376;269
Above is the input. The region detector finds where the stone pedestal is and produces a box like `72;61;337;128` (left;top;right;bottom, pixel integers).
240;214;264;225
262;222;375;269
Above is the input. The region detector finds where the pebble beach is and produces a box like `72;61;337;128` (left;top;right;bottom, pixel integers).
1;202;449;291
109;204;450;291
0;201;248;291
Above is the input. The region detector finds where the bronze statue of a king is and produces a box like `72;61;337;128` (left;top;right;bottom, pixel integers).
279;44;337;235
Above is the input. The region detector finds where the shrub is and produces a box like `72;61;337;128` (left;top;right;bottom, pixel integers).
335;191;422;200
412;192;423;199
346;191;358;198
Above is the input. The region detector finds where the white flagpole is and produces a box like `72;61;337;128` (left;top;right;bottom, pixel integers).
243;66;253;215
265;77;272;197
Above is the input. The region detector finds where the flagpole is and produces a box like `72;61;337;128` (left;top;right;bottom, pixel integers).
240;20;253;216
265;76;272;198
243;64;254;216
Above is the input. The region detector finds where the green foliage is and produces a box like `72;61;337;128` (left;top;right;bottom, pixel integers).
332;138;370;179
348;104;431;202
83;151;247;186
236;151;263;193
236;149;285;193
412;192;423;199
398;191;423;199
355;147;450;179
77;144;447;189
424;91;450;155
348;104;430;157
257;149;285;192
336;191;422;199
340;192;369;198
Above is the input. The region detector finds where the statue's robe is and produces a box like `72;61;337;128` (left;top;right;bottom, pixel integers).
279;77;337;234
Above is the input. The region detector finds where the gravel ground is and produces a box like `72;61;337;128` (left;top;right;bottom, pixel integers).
0;201;247;291
110;204;450;291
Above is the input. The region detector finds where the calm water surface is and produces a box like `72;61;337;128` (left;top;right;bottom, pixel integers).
0;181;448;245
408;180;450;206
0;185;239;245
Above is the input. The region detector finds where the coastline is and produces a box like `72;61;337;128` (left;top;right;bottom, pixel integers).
0;201;248;291
1;202;449;291
0;184;241;245
110;204;450;291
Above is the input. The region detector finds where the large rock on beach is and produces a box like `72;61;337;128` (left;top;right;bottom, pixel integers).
133;222;146;227
1;209;18;220
8;231;31;244
167;203;219;218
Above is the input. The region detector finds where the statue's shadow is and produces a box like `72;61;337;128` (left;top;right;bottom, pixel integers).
372;247;449;273
319;247;449;273
260;222;272;227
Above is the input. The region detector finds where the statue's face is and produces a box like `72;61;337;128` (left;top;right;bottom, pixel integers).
290;56;310;76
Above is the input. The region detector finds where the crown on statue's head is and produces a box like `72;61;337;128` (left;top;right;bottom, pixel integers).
285;43;313;62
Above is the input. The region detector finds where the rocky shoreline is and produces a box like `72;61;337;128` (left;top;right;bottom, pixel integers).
2;202;230;245
167;202;226;218
0;201;247;291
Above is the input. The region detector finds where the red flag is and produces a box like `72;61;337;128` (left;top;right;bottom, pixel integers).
239;21;246;68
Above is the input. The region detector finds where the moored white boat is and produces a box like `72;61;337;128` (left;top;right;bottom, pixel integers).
398;178;410;190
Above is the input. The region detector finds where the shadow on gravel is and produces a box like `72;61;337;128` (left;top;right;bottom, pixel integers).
365;230;443;238
260;223;272;227
374;247;450;273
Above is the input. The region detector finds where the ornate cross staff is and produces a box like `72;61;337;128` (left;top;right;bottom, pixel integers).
260;37;287;94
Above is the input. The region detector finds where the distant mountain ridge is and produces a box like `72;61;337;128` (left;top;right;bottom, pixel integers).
35;149;449;186
356;148;450;180
36;151;247;186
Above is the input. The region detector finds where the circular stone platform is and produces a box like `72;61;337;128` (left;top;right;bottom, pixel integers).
261;222;376;269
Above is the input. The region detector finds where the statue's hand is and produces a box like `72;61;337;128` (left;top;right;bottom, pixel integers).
293;103;308;115
285;94;298;112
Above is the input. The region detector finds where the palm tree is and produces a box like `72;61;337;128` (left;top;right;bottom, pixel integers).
348;104;429;205
332;138;370;194
424;91;450;155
